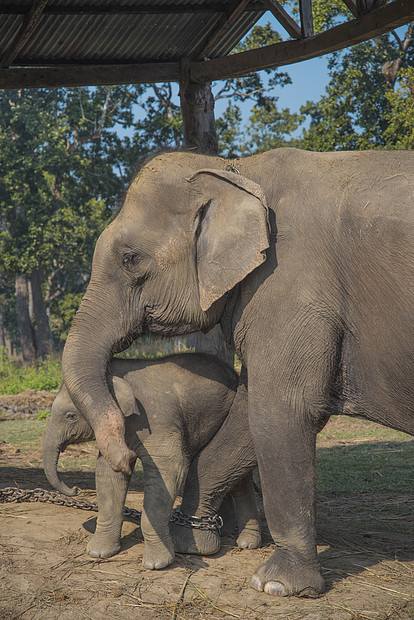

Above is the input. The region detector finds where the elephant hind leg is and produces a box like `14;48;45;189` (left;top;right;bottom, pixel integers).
171;374;255;557
233;472;261;549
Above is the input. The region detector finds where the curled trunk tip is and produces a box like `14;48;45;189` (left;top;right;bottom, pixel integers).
43;440;79;497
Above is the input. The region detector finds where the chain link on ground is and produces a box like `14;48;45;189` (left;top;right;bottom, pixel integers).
0;486;142;522
1;487;225;531
170;508;223;531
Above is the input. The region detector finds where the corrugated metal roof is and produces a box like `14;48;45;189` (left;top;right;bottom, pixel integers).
0;1;264;66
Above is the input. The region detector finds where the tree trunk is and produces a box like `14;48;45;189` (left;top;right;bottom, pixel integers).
179;67;233;366
30;267;53;358
180;65;218;155
0;306;5;349
15;274;36;365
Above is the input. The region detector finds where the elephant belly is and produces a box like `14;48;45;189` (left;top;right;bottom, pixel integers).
335;331;414;437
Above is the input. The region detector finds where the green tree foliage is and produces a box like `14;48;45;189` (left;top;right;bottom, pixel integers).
383;67;414;149
300;22;414;151
215;22;303;156
0;87;135;356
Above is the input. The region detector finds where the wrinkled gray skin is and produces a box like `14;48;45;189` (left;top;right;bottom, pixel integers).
62;147;414;597
43;354;261;569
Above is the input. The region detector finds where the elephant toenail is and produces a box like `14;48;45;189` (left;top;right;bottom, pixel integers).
264;581;287;596
250;575;264;591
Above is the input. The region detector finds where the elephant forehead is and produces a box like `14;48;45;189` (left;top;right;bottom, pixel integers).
51;385;72;413
126;167;196;217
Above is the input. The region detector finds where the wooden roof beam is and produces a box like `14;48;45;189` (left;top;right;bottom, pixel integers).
1;0;48;68
262;0;301;39
190;0;414;82
0;62;180;90
343;0;387;16
195;0;252;58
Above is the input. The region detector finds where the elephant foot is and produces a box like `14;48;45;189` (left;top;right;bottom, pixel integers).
237;525;261;549
142;543;175;570
250;549;325;597
87;533;121;559
170;522;220;556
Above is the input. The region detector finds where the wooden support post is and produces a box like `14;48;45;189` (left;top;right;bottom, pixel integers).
342;0;359;17
299;0;314;38
179;60;234;365
180;59;218;154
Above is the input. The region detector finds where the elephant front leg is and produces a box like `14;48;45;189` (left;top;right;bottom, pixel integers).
87;452;135;558
249;395;324;598
140;442;187;570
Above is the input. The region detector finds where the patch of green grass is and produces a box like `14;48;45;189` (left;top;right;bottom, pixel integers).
0;348;62;395
316;416;414;496
316;440;414;496
318;416;411;443
1;418;48;449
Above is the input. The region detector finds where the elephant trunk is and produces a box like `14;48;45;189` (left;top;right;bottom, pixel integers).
62;290;136;475
42;432;78;497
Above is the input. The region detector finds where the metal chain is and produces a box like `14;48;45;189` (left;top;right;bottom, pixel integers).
1;488;222;531
0;487;141;522
170;508;223;532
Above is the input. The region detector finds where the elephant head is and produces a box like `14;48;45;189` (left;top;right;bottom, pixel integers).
62;152;269;474
43;377;138;495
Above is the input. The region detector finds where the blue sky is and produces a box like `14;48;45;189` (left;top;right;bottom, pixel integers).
213;53;330;125
268;55;329;112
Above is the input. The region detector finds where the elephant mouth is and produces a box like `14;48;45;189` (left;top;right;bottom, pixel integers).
112;323;147;355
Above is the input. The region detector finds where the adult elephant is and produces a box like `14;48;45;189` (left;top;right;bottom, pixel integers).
63;147;414;598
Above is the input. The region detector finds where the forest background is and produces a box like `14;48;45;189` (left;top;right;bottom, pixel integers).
1;1;413;368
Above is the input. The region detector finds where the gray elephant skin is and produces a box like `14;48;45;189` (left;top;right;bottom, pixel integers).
43;353;261;569
62;147;414;597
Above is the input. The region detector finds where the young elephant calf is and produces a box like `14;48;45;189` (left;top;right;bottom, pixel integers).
43;353;261;569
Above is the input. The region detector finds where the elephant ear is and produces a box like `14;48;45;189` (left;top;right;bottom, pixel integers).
189;169;269;312
112;377;137;417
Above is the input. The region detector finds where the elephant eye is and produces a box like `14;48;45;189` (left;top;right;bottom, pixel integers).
65;411;77;422
122;252;139;270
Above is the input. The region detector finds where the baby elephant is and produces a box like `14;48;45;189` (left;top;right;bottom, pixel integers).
43;353;261;569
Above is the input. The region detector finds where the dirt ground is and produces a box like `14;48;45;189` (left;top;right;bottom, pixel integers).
1;394;414;619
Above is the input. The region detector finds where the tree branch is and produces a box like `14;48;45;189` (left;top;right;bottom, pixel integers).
67;87;112;153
